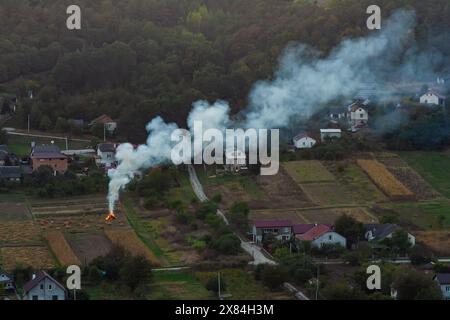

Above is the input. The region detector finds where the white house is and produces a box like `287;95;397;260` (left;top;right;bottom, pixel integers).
348;103;369;127
434;274;450;300
293;133;316;149
252;220;293;244
0;269;14;291
364;224;415;247
420;89;446;106
296;224;346;248
224;149;247;173
23;271;66;300
320;129;342;142
96;143;116;167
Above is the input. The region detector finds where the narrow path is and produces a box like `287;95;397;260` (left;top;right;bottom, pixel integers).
7;130;91;142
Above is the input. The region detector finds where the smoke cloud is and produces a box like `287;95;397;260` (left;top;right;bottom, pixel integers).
107;9;445;211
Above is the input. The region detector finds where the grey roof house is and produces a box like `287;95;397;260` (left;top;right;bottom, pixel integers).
0;166;21;181
364;224;415;246
434;273;450;300
0;269;14;290
23;271;66;300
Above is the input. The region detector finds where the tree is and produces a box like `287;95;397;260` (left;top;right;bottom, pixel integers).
383;230;411;254
260;265;288;291
120;255;153;292
334;214;365;249
211;234;241;255
229;201;250;233
392;267;442;300
0;129;8;145
322;281;367;300
39;115;52;131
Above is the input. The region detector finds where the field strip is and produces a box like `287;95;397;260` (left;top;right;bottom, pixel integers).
250;204;370;213
296;212;311;223
45;231;82;266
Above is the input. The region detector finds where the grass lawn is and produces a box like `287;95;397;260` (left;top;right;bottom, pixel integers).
399;152;450;199
196;269;292;300
148;270;214;300
7;135;90;156
165;172;197;206
282;161;335;184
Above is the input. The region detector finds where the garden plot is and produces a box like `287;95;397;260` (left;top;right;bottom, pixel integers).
0;202;31;221
0;246;55;271
65;232;113;265
415;230;450;256
0;221;42;245
30;196;109;218
377;154;440;200
45;231;81;266
37;213;128;232
356;159;414;200
282;161;336;184
300;182;353;206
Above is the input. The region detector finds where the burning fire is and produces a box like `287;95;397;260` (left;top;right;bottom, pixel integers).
105;211;116;222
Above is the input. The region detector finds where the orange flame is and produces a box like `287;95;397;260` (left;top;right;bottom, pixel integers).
105;211;116;222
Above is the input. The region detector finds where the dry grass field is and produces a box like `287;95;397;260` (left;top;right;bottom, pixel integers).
300;182;353;206
415;231;450;256
0;202;30;221
356;159;414;200
0;246;55;271
45;231;81;266
65;232;113;265
105;229;160;266
0;221;42;244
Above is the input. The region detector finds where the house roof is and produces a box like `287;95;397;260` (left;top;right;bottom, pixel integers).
423;89;446;100
435;273;450;285
365;224;400;241
0;269;12;283
0;145;9;153
90;114;115;125
292;224;315;235
293;133;315;142
31;145;67;159
254;220;292;228
23;271;66;294
320;129;342;133
297;224;332;241
0;166;21;179
98;143;116;153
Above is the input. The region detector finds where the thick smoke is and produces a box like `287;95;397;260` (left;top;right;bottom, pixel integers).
107;9;443;211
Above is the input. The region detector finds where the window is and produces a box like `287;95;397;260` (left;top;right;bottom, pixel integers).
446;286;450;292
329;235;332;240
49;284;52;290
360;114;364;118
40;284;44;290
32;295;38;300
52;295;58;300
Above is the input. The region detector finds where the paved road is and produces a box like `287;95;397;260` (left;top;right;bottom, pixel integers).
187;165;274;265
7;130;91;142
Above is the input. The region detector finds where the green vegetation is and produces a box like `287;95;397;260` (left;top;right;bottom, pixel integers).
149;271;213;300
387;200;450;229
7;135;89;157
399;152;450;198
282;161;335;184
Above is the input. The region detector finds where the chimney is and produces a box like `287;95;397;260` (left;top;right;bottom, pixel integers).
32;273;36;280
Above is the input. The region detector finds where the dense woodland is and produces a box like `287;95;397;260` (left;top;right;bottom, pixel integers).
0;0;449;142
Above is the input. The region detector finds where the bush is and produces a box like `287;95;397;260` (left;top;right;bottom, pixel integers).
87;265;103;284
211;193;222;203
206;275;226;294
260;265;288;291
211;234;241;255
196;201;217;220
175;211;191;224
144;196;159;209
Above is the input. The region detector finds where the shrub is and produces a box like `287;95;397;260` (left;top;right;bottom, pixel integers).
260;265;288;291
211;193;222;203
206;275;226;294
211;234;241;255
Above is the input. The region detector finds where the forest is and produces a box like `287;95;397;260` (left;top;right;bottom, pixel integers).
0;0;449;142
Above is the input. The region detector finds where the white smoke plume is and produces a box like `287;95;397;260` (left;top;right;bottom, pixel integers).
107;9;443;211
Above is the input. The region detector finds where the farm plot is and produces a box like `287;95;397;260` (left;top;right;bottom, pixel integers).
44;231;81;266
30;196;109;218
282;161;335;184
0;246;55;271
249;207;377;225
377;154;440;200
0;221;42;244
399;152;450;199
0;202;31;221
415;231;450;256
300;182;353;206
356;159;414;200
37;214;128;232
65;232;113;265
105;229;160;266
323;162;388;203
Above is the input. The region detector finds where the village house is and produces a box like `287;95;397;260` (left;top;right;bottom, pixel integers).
347;100;369;128
0;145;10;166
0;269;14;291
420;89;446;106
293;133;317;149
364;224;415;246
89;114;117;134
433;273;450;300
252;220;293;244
295;224;346;248
328;106;347;121
320;128;342;142
31;145;68;174
224;149;247;173
0;166;21;182
23;271;66;300
96;143;116;168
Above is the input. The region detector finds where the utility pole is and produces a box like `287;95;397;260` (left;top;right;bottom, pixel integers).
27;114;30;133
103;123;106;142
315;265;320;300
65;137;69;150
218;272;221;300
